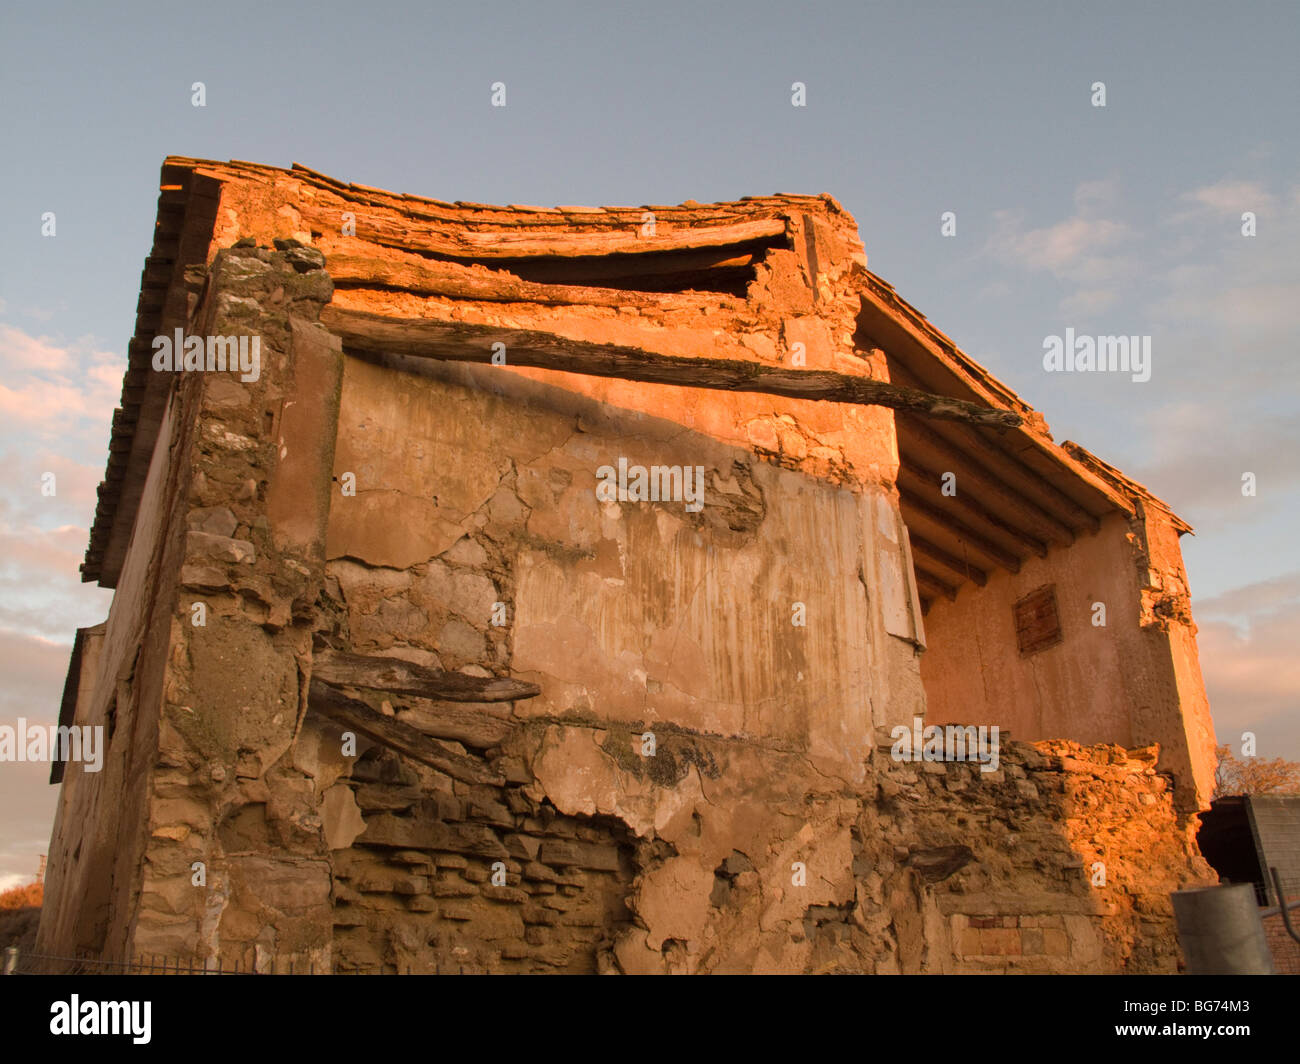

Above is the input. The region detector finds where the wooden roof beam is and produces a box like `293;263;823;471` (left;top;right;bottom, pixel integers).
899;494;1023;575
896;417;1077;548
896;462;1048;559
301;204;788;260
897;410;1101;534
907;533;988;588
858;287;1135;521
913;568;959;603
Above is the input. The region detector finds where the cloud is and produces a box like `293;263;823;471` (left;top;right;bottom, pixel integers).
982;180;1134;317
0;631;74;723
1196;572;1300;760
0;326;120;447
1130;402;1300;524
0;471;114;642
0;326;119;888
1178;179;1276;218
1197;572;1300;622
987;210;1129;277
0;324;74;373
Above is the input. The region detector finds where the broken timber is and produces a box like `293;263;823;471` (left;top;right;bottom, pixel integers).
313;648;540;703
319;305;1023;428
308;677;504;786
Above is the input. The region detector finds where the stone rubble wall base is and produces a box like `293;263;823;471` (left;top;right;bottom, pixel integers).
308;710;1214;974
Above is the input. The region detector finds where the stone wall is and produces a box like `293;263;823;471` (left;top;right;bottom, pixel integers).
330;745;637;973
870;739;1213;974
110;240;342;965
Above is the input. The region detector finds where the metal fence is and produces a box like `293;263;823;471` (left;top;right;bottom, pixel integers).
1261;867;1300;975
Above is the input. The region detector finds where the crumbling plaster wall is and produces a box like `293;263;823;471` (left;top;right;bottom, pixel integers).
320;346;927;972
320;351;1211;973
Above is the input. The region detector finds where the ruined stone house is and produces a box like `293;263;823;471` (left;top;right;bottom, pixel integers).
38;157;1219;973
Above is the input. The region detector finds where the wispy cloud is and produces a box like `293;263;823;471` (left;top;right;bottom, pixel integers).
1197;572;1300;758
987;212;1129;277
983;179;1133;315
0;323;119;446
1177;178;1277;219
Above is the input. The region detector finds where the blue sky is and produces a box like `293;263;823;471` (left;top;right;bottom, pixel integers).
1;0;1297;887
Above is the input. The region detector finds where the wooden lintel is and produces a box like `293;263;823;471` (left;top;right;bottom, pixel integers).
313;648;540;703
319;305;1024;429
309;678;504;786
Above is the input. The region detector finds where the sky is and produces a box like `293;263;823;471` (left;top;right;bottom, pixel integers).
0;0;1296;889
